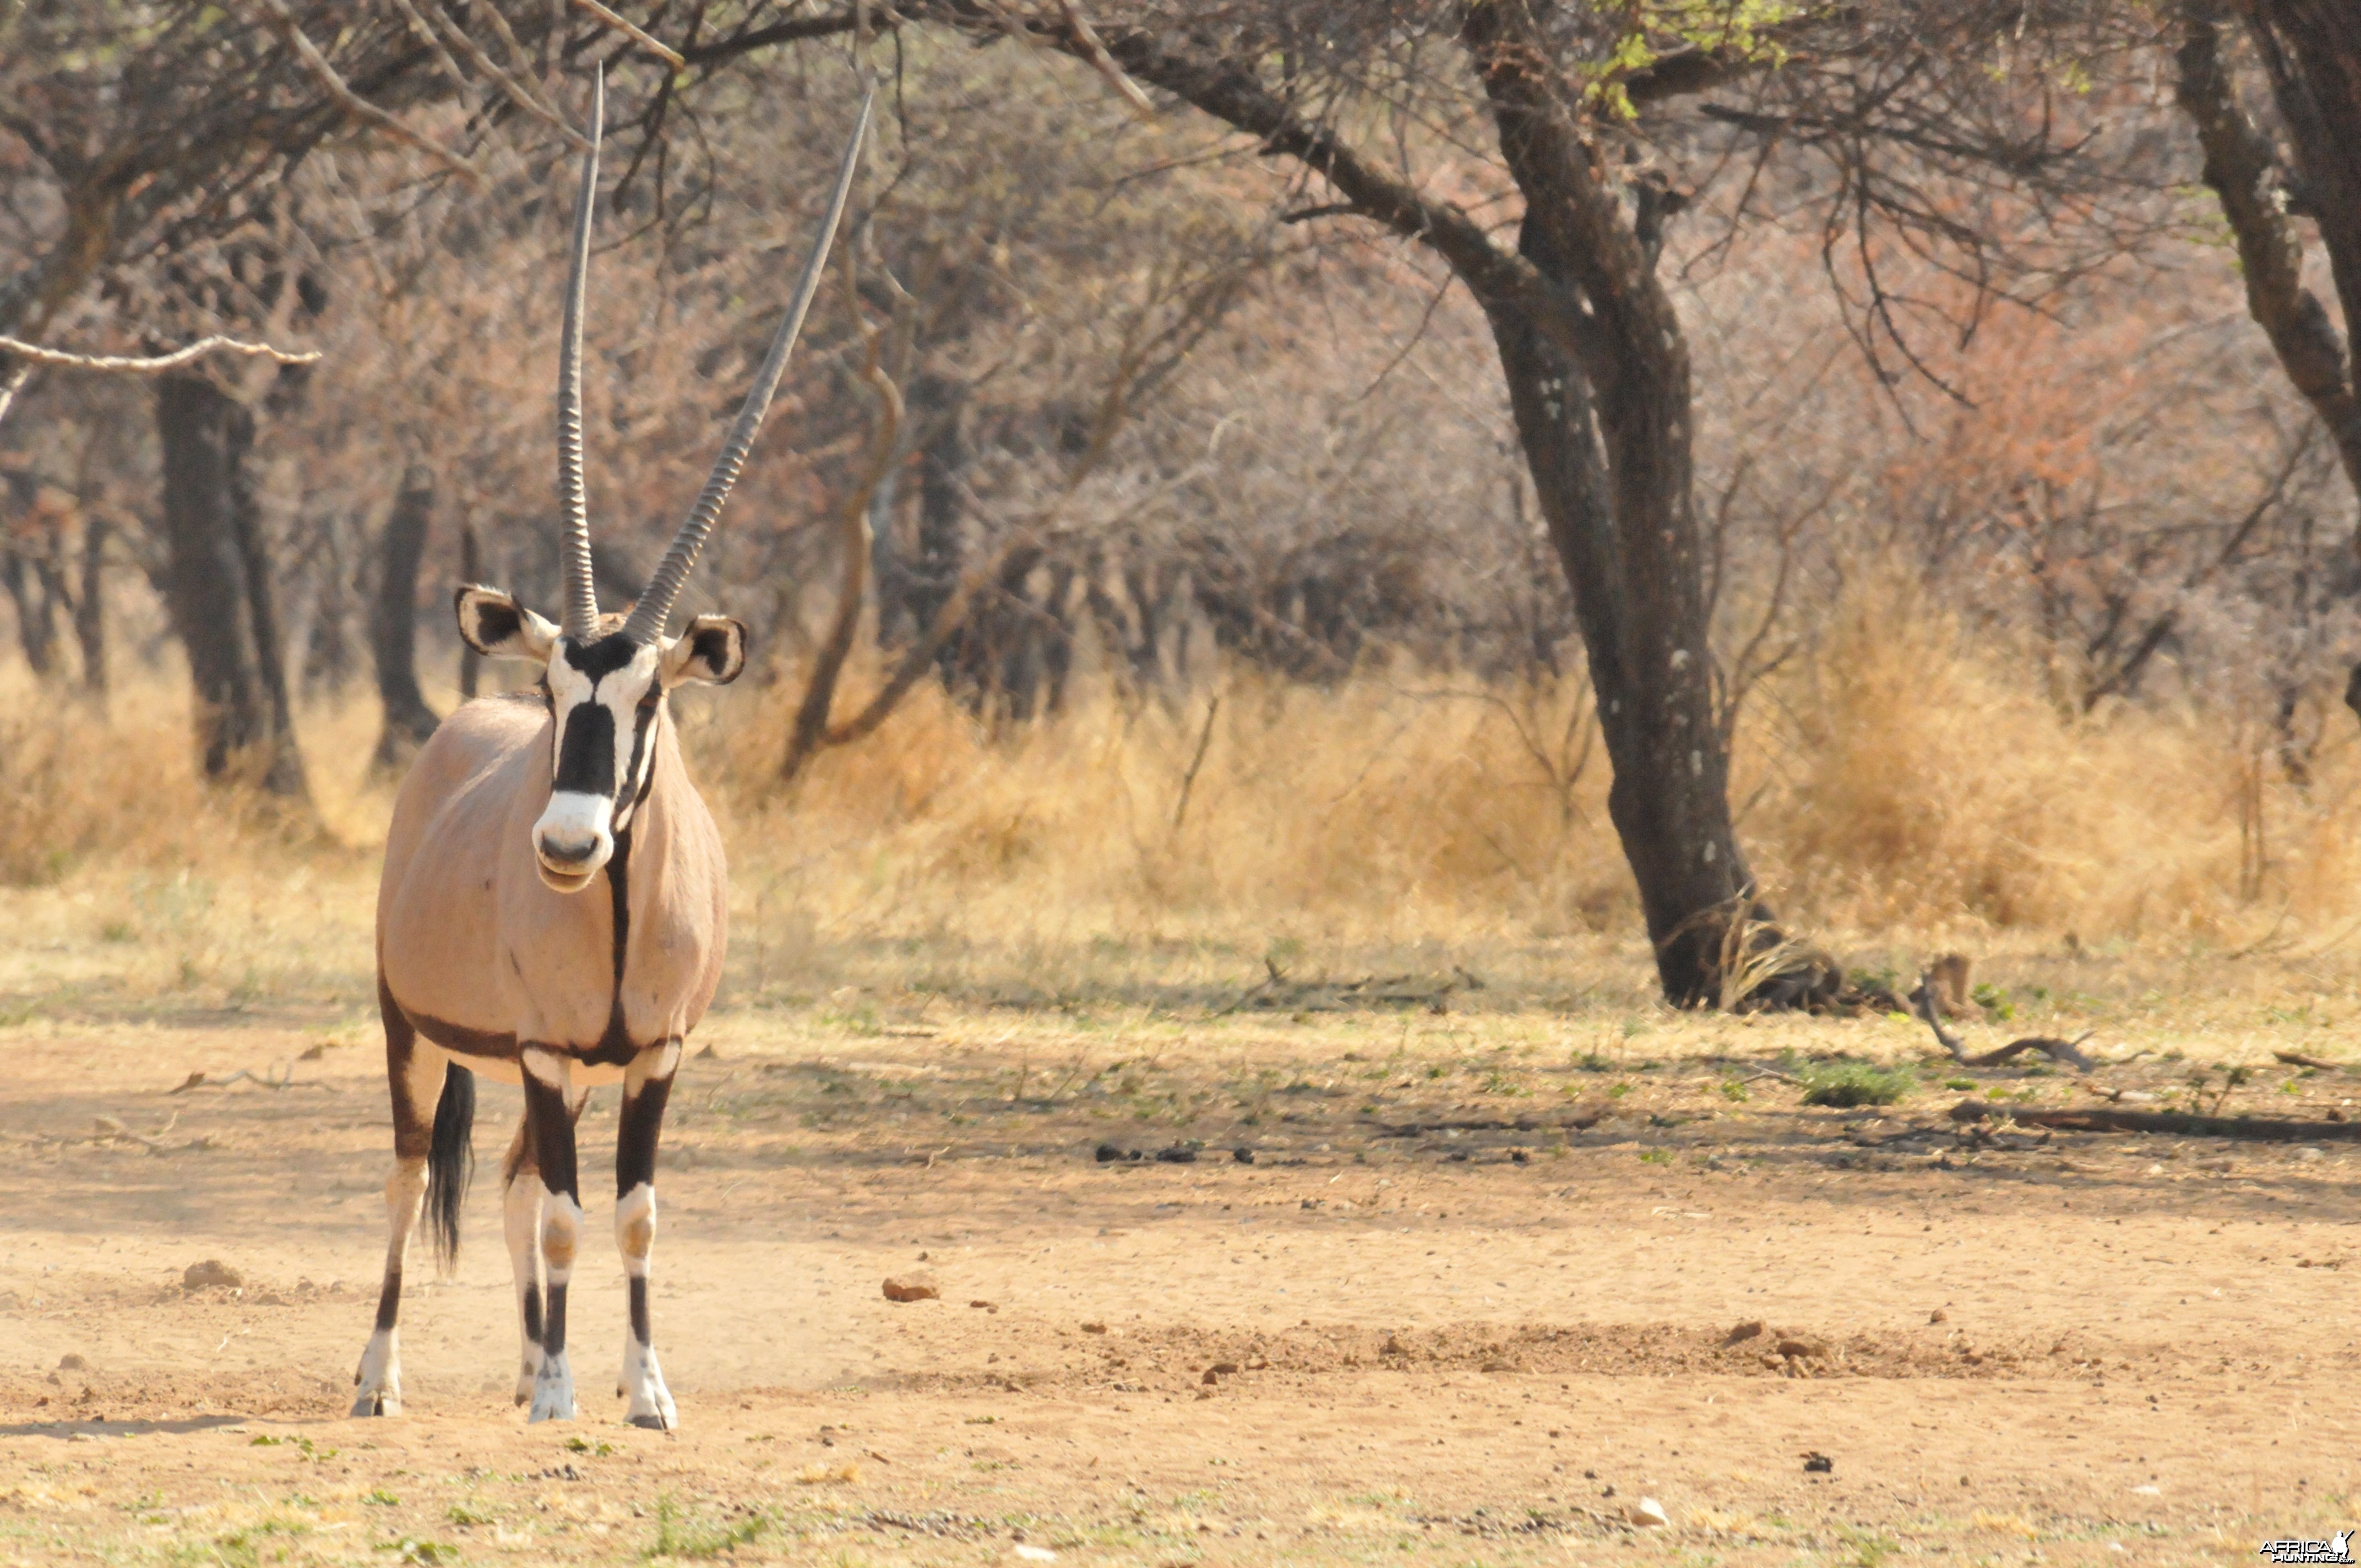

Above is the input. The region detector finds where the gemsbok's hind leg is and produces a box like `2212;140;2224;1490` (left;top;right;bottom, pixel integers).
501;1121;544;1406
520;1047;583;1422
353;989;445;1417
615;1039;681;1429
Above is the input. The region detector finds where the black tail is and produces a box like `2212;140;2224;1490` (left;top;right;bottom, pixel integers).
426;1064;476;1276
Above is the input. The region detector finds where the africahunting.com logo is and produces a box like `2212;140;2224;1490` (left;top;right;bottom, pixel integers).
2259;1531;2353;1565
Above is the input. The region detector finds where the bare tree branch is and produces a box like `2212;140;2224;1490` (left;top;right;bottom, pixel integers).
0;333;322;373
247;0;487;188
1056;1;1155;121
681;10;871;66
567;0;687;68
428;0;592;151
2175;4;2361;516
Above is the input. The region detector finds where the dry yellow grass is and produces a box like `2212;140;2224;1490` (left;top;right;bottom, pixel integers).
7;571;2361;1016
1744;573;2361;948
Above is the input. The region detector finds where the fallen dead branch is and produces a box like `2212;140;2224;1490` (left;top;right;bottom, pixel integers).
1216;961;1484;1018
1914;972;2097;1071
1370;1109;1606;1137
170;1065;295;1093
1946;1099;2361;1142
77;1111;221;1155
1959;1033;2096;1069
2272;1049;2349;1071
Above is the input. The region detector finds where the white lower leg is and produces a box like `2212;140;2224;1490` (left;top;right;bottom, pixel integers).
503;1174;544;1406
352;1158;426;1418
351;1326;401;1418
525;1187;582;1423
615;1182;676;1429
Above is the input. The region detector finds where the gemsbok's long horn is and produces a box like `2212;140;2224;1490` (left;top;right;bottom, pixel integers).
620;81;877;647
556;70;606;640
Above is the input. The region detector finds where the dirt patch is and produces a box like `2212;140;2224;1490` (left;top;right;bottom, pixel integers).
1;1001;2357;1565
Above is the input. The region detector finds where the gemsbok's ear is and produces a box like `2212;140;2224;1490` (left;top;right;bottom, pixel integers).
660;615;747;687
455;586;557;661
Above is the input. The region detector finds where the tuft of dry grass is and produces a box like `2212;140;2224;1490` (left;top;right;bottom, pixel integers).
1747;570;2361;946
700;661;1625;960
8;569;2361;1014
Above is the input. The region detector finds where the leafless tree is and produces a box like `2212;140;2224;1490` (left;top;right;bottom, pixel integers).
705;0;2151;1005
0;2;692;797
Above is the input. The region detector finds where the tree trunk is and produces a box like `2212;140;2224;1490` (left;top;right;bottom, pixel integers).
1465;6;1773;1006
1;470;61;675
457;517;483;700
2176;7;2361;508
75;510;106;698
905;371;968;665
2178;3;2361;722
154;372;309;802
371;462;441;772
1486;222;1760;1005
1;551;57;674
1060;8;1802;1006
2247;0;2361;390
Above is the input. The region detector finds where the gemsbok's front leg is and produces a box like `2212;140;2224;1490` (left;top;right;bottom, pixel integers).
520;1047;583;1422
615;1039;681;1429
353;990;446;1417
500;1121;545;1406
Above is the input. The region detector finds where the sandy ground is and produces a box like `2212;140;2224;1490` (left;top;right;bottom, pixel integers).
2;995;2358;1566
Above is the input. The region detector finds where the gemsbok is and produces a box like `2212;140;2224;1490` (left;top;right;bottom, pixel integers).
353;77;873;1428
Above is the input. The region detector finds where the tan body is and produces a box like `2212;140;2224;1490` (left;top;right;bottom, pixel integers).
377;690;726;1086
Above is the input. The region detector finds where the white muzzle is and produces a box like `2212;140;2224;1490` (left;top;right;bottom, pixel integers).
534;791;615;891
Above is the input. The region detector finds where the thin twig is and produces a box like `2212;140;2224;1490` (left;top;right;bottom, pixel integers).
568;0;687;66
460;0;539;77
434;0;591;150
0;334;322;373
1057;0;1154;119
1170;694;1220;831
0;361;31;426
249;0;487;186
383;0;478;106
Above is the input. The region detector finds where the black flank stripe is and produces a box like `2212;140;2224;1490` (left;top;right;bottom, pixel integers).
584;826;637;1067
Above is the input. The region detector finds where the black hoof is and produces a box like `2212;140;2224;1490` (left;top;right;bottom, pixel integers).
627;1413;670;1431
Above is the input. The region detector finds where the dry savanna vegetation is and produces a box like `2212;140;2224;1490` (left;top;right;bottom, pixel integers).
4;5;2361;1567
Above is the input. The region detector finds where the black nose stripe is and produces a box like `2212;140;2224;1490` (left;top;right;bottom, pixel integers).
554;699;618;797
